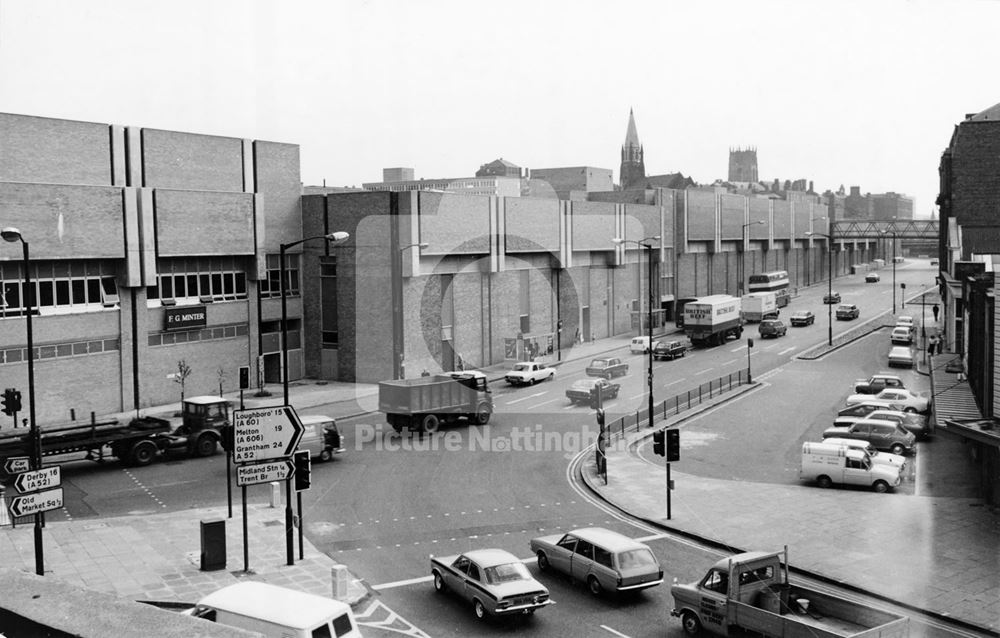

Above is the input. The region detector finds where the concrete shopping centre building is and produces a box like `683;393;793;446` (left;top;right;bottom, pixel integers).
0;112;879;423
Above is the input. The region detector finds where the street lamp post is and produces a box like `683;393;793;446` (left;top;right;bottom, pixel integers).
2;227;43;575
881;230;897;315
740;221;765;296
279;231;349;566
394;242;428;379
806;231;834;346
613;236;660;428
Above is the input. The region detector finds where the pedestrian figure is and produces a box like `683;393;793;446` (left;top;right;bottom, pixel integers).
932;304;940;322
928;335;938;356
420;369;430;377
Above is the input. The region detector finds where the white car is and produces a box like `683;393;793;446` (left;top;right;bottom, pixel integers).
896;316;915;328
845;388;930;413
890;326;913;345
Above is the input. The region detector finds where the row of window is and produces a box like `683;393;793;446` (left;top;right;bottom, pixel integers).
148;323;249;347
0;260;120;318
0;337;120;365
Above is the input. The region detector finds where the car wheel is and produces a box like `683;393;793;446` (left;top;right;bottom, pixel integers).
587;575;603;596
421;414;440;434
433;571;447;593
474;599;487;621
903;407;918;413
817;475;833;489
681;611;702;636
605;373;612;380
536;551;550;571
890;443;906;455
872;480;889;493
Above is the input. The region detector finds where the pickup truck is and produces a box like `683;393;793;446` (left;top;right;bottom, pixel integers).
505;361;556;386
853;374;905;394
585;357;629;379
671;549;909;638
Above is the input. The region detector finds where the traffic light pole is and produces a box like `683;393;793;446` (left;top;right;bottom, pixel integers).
666;460;672;520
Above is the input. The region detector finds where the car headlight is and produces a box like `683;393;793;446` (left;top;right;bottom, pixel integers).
497;600;511;609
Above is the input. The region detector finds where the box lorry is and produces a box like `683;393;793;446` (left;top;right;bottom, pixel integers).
671;549;909;638
379;372;493;434
683;295;744;347
741;292;778;323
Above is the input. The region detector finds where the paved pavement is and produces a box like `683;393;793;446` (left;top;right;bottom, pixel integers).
2;304;999;635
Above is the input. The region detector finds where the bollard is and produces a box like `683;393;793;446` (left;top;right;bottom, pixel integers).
331;564;350;600
199;519;226;571
269;481;281;508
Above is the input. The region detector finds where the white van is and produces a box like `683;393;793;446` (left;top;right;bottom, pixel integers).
191;581;361;638
819;438;906;471
299;414;344;461
630;336;651;354
799;442;902;493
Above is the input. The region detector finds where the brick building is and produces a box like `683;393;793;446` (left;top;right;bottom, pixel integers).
0;112;302;423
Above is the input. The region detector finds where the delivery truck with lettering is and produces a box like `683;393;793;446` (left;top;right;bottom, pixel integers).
0;395;229;469
741;292;779;323
379;372;493;434
683;295;744;347
671;549;909;638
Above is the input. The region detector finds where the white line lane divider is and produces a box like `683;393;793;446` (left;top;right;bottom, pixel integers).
694;367;713;376
731;344;746;352
526;398;561;410
719;358;736;366
601;626;633;638
778;346;796;355
504;391;547;405
663;379;685;388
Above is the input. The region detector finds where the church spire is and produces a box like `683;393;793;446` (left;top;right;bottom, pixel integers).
620;108;645;189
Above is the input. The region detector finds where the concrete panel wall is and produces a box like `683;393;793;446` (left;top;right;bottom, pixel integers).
254;141;303;249
0;113;111;185
141;129;243;192
571;200;617;251
749;198;770;239
686;189;716;241
154;190;255;256
622;203;659;243
505;197;560;253
419;192;491;255
720;194;746;240
772;199;791;238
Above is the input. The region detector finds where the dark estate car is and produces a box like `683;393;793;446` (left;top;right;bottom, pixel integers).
566;378;620;405
758;319;787;338
823;291;842;304
652;340;686;360
865;272;881;283
836;304;860;320
789;310;815;326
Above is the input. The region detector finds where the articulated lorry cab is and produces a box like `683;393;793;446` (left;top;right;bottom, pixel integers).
671;549;909;638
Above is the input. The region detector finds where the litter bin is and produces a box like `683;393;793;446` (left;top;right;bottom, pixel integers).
200;518;226;571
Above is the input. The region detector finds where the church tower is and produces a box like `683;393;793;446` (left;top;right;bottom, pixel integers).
620;109;645;189
728;147;758;183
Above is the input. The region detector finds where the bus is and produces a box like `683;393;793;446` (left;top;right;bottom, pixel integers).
747;270;790;307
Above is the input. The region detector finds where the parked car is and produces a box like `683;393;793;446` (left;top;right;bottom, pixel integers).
865;272;881;283
788;310;815;327
431;549;553;620
888;346;915;368
930;259;939;266
853;374;905;394
896;316;915;328
821;418;917;455
530;527;663;596
566;378;620;405
890;326;913;345
800;442;902;492
836;304;860;320
823;291;842;304
651;340;686;360
758;319;787;338
845;388;931;413
585;357;629;379
852;409;933;439
836;400;907;421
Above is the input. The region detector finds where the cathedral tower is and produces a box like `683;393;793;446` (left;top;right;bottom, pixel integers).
728;147;758;183
620;109;645;189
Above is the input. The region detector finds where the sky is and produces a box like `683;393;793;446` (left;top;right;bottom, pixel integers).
1;0;999;218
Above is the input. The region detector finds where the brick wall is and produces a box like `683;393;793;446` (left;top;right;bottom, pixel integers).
141;129;243;191
0;113;111;185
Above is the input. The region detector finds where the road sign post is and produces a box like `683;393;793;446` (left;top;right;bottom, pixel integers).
8;487;63;518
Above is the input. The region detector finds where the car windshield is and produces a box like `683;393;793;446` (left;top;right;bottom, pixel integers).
590;359;607;367
572;380;596;390
617;548;657;569
484;562;531;584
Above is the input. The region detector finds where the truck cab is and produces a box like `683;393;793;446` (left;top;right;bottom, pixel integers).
167;395;230;457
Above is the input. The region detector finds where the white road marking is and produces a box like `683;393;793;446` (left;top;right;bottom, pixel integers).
505;391;547;405
629;392;648;400
694;367;713;376
373;575;432;590
663;379;685;388
731;345;746;352
526;398;560;410
601;626;633;638
778;346;796;355
719;358;736;366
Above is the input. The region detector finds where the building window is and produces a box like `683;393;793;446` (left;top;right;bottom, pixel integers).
0;260;119;318
260;253;299;299
147;257;247;306
320;256;339;349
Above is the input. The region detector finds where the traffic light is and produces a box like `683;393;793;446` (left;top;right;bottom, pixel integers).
10;389;21;414
293;450;311;492
589;386;600;410
595;408;605;430
666;428;680;462
238;365;250;390
1;388;15;416
652;429;665;457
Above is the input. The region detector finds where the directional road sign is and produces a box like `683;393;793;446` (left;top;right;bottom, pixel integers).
232;405;304;463
3;455;31;474
236;459;295;487
13;466;61;494
8;487;64;518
